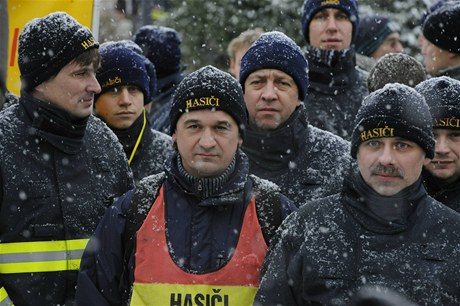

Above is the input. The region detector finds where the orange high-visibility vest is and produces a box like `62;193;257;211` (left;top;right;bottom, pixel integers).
130;186;267;306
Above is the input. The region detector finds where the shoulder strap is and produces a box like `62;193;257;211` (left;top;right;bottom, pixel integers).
250;174;283;245
119;172;165;304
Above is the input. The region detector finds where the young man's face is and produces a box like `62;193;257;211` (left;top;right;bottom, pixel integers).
33;60;101;119
357;137;430;196
244;69;299;131
229;46;250;80
425;129;460;184
172;109;242;177
94;85;145;129
419;36;453;76
371;32;403;59
309;8;353;50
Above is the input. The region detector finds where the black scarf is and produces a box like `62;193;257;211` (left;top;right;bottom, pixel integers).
110;112;145;160
343;171;427;234
306;46;358;94
242;106;308;172
21;92;88;154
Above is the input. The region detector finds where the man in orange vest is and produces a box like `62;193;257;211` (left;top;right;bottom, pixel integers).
76;65;296;306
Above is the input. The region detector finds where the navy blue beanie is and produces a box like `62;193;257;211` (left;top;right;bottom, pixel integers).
422;2;460;55
18;12;98;92
415;76;460;130
97;43;156;104
133;25;182;79
301;0;359;44
355;15;400;56
351;83;435;159
239;31;309;101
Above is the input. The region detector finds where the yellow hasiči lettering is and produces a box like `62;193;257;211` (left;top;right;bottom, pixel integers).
360;126;394;141
321;0;340;5
81;37;96;50
101;76;122;89
185;96;220;110
170;290;229;306
434;116;460;128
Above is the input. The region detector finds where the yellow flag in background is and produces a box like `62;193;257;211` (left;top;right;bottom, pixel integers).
6;0;99;95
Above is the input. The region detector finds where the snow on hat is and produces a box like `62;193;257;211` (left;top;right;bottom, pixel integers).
239;31;309;101
301;0;359;44
422;2;460;54
18;12;98;92
367;53;426;93
355;15;400;57
415;76;460;130
133;25;182;78
419;0;449;26
97;43;156;104
351;83;435;159
170;65;247;138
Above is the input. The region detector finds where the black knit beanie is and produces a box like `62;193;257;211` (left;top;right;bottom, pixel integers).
97;42;156;104
170;65;247;139
351;83;435;159
422;2;460;54
415;76;460;130
133;25;182;78
18;12;98;92
239;31;309;101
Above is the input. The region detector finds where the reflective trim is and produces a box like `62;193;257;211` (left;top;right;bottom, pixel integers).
0;239;88;274
0;287;13;306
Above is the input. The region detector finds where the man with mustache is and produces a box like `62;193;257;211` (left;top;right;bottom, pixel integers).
255;83;460;305
240;31;352;207
76;66;296;305
94;42;173;182
0;12;134;305
416;76;460;211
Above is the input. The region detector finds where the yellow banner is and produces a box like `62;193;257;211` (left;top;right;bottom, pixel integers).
6;0;97;95
130;283;258;306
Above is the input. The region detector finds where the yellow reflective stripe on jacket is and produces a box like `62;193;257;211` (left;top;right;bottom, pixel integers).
0;239;88;274
0;287;13;306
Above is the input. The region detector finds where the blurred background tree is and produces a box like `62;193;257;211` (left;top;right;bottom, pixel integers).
100;0;436;74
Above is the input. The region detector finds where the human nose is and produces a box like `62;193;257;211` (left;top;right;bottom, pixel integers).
89;73;101;94
118;88;132;106
325;16;339;31
199;128;217;148
394;42;403;53
261;81;277;101
435;135;450;155
378;144;396;165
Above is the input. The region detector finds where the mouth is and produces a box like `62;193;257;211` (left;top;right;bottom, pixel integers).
431;160;453;168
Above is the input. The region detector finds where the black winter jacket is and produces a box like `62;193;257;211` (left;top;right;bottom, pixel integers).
148;71;184;134
304;47;369;140
76;151;296;305
423;168;460;212
0;93;134;306
110;112;173;182
255;171;460;306
242;105;353;206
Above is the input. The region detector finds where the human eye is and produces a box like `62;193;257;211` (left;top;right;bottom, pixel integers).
127;85;141;93
366;140;380;148
394;142;409;151
216;123;231;131
313;12;327;21
449;132;460;141
336;12;350;21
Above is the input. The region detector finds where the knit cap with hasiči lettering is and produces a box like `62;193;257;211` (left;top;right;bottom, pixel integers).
169;65;247;139
96;42;156;105
350;83;435;159
18;11;98;92
415;76;460;131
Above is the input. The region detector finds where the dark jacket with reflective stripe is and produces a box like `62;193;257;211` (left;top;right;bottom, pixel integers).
255;172;460;305
76;151;296;306
0;94;134;306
